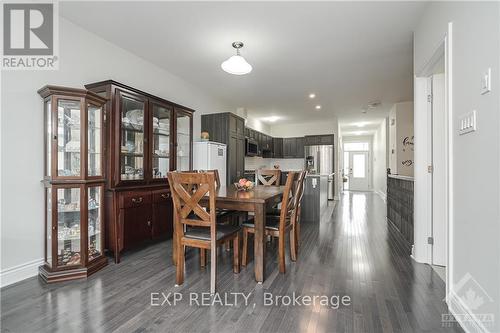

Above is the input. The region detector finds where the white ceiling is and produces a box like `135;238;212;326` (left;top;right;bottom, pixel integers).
61;1;426;128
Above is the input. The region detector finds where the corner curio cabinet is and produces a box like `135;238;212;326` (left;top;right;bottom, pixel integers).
38;86;108;283
84;80;194;263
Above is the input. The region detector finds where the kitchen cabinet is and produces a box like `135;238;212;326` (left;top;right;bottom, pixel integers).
296;137;305;158
283;137;297;158
273;138;283;158
38;85;108;282
85;80;191;263
283;138;293;158
304;134;334;146
201;112;245;185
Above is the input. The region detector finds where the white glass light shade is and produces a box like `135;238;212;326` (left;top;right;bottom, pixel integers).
221;55;252;75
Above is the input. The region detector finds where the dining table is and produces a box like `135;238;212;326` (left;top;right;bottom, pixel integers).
173;185;285;284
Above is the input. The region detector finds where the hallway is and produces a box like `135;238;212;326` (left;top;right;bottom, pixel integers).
1;192;462;332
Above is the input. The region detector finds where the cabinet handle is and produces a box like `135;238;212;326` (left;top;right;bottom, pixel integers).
161;193;170;199
147;220;151;227
132;197;143;204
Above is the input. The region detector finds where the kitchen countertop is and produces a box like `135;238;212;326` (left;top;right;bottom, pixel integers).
245;169;334;178
387;174;414;181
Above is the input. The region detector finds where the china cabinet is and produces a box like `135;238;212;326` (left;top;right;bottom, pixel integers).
38;86;108;282
85;80;193;263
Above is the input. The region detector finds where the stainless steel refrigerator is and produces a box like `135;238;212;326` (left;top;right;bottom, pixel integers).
304;144;335;200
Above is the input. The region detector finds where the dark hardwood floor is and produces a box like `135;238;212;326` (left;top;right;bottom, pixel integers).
1;192;463;332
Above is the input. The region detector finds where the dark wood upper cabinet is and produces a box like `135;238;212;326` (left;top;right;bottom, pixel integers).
84;80;194;263
296;137;305;158
202;112;245;185
304;134;334;146
283;137;297;158
273;137;283;158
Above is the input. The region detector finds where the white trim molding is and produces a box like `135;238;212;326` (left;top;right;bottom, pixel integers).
0;258;44;288
375;190;387;202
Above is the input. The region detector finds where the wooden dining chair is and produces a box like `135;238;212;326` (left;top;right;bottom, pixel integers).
242;171;300;273
256;169;281;186
290;171;307;257
168;171;240;294
194;169;242;252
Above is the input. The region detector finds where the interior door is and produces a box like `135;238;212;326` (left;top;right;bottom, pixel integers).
431;73;447;266
348;151;369;191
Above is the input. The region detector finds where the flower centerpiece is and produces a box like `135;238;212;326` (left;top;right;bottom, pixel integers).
234;178;254;191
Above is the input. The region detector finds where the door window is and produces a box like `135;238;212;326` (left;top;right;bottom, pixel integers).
352;154;366;178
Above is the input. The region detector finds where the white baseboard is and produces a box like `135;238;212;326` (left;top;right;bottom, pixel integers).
0;258;44;288
447;290;491;333
375;190;387;202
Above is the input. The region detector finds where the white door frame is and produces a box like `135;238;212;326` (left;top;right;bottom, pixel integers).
414;23;453;300
348;151;370;191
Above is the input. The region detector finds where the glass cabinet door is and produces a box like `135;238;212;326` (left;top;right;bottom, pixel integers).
176;111;192;171
57;99;81;177
120;94;145;181
87;103;103;177
151;103;172;179
88;186;103;261
56;187;81;267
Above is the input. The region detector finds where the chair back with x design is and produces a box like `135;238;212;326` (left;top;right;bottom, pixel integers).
194;169;221;189
168;172;217;236
256;169;281;186
277;171;301;232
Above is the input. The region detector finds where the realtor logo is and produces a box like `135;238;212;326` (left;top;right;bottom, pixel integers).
442;273;495;329
1;2;59;69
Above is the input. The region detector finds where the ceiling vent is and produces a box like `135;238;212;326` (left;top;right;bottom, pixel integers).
367;101;381;109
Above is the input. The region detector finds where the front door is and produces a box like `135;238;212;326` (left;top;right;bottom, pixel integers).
348;151;369;191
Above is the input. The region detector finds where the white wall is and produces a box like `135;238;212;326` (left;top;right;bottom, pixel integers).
373;119;388;198
270;118;341;199
0;18;229;286
389;102;414;176
245;117;271;135
415;2;500;331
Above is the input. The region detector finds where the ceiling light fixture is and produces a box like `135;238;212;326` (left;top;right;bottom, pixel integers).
309;93;316;99
221;42;252;75
315;105;322;110
262;116;280;122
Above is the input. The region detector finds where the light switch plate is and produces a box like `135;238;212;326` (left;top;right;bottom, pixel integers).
459;110;477;135
481;68;491;95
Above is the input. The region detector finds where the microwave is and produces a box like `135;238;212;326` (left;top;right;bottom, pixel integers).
245;138;259;156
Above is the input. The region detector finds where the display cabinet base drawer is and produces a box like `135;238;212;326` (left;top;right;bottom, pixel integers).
152;190;171;203
120;191;152;208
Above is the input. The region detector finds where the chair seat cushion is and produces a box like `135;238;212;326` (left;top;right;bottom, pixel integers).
185;224;240;241
242;217;282;231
